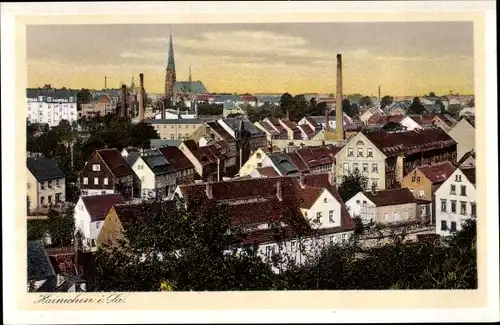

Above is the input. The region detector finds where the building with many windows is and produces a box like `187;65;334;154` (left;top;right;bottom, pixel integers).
27;88;78;127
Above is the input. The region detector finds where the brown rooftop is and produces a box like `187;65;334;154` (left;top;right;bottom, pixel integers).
256;166;280;178
363;128;456;157
82;193;125;222
97;149;135;177
417;161;456;184
158;146;194;171
363;188;416;207
460;168;476;185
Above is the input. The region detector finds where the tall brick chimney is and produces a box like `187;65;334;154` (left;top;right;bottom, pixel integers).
139;73;145;122
335;54;344;139
120;84;127;117
324;102;329;132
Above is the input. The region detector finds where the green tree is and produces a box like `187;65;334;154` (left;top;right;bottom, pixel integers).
129;122;160;148
448;104;463;119
77;88;93;109
408;97;425;115
174;100;188;111
292;94;309;120
338;169;368;202
47;206;75;247
466;98;475;108
380;95;394;109
87;197;276;291
341;98;358;118
279;93;294;119
436;99;446;115
359;96;373;107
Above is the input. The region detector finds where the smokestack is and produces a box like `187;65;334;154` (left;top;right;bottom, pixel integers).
378;85;381;101
121;85;127;117
336;54;344;139
139;73;145;122
324;103;329;132
105;76;107;90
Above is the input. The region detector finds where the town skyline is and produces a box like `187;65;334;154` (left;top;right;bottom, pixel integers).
27;22;474;96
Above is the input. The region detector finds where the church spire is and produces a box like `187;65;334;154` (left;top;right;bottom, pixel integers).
167;32;175;71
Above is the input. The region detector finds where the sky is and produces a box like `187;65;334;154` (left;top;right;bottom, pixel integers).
26;22;474;96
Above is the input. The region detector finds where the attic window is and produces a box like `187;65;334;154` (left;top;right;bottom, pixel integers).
356;140;364;146
323;198;328;203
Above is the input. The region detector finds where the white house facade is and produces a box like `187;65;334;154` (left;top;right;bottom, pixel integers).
434;168;476;236
27;88;78;127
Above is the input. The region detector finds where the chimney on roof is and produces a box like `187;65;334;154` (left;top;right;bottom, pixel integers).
328;170;334;186
276;181;283;201
205;182;213;199
371;182;377;195
299;174;305;188
139;73;145;122
105;76;107;90
336;54;344;140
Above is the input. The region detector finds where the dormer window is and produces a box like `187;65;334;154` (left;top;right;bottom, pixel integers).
367;148;373;157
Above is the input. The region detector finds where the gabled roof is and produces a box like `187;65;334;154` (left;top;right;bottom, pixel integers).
141;152;174;175
82;194;125;222
268;152;300;175
297;124;317;138
265;117;287;133
456;150;475;167
97;149;134;177
27;156;65;181
279;119;300;131
285;151;310;173
125;151;141;167
367;115;406;125
206;121;234;141
158;146;194;171
362;128;456;157
28;240;55;282
460;168;476;185
462;116;475;128
113;201;178;227
362;188;416;207
417;161;456;184
256;121;279;135
220;117;263;137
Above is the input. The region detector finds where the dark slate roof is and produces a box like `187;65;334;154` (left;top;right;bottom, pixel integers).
82;193;125;222
141;152;175;175
220;117;264;137
27;156;66;182
26;88;78;102
456;150;475;167
158;146;194;171
174;81;208;94
460;168;476;185
268;153;300;176
363;188;417;207
28;240;56;281
125;151;141;167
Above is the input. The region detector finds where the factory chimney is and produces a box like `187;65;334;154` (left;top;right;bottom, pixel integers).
378;85;381;101
120;84;127;117
139;73;145;122
324;101;329;132
335;54;344;140
105;76;107;90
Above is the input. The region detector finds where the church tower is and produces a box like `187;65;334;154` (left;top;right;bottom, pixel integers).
165;32;176;100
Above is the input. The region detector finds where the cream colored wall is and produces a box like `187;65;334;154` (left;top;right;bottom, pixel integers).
131;157;156;195
178;142;204;176
375;202;418;224
305;189;342;229
151;123;202;140
400;169;433;200
27;171;38;210
239;148;270;177
335;133;387;190
448;119;475;161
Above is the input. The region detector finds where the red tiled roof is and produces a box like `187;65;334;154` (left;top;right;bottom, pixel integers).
417;161;456;184
362;188;416;207
297;124;316;137
158;146;194;171
363;128;456;157
265;117;287;133
257;121;279;135
280;119;299;131
97;149;134;177
367;115;406;125
256;166;279;178
285;152;309;173
82;194;125;222
207;121;234;141
113;201;178;226
305;117;318;128
409;115;437;126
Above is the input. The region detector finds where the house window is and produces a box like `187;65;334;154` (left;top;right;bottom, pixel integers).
450;221;457;232
328;210;334;223
330;235;336;245
460;201;467;215
27;182;31;189
419;189;424;197
441;220;448;230
316;212;322;223
347;148;354;157
441;199;447;212
170;133;175;140
56;193;61;202
353;163;359;172
371;179;378;189
104;178;108;185
367;148;373;157
451;200;457;213
341;234;347;243
257;162;262;168
455;174;462;182
356;200;360;205
185;133;189;139
56;179;60;186
460;185;466;196
256;153;262;159
48;195;52;204
362;163;368;173
343;163;349;174
471;203;476;217
40;182;45;190
40;197;45;204
48;180;52;188
92;164;100;171
95;222;101;229
83;177;88;185
323;198;328;203
94;177;99;185
357;148;364;157
450;184;456;195
384;213;388;221
372;163;378;173
291;241;297;252
265;246;273;258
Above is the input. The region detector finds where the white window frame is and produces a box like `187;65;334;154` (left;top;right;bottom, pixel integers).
83;177;88;185
94;177;99;185
92;164;101;171
328;210;334;223
103;178;108;185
